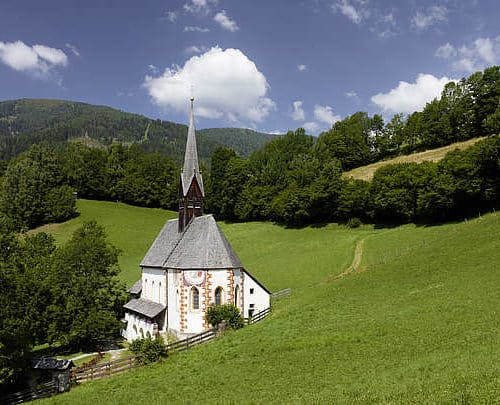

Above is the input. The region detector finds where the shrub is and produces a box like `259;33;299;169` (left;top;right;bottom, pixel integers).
347;217;362;228
129;335;167;364
206;304;244;330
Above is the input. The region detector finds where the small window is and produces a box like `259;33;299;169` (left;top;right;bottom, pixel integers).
234;285;239;306
139;328;144;338
215;287;224;306
250;288;254;294
191;287;200;310
250;304;255;308
146;331;151;339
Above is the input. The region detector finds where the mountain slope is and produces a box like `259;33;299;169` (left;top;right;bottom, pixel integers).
0;98;278;161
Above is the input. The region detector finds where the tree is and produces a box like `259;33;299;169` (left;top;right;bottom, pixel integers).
47;221;126;349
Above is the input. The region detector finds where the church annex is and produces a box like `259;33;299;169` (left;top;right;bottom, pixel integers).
122;98;270;341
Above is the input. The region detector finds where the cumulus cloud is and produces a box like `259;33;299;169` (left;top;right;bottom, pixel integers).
411;5;448;31
0;40;68;78
371;74;453;114
143;47;275;123
184;25;210;32
435;36;500;73
314;104;341;126
148;64;159;74
331;0;370;25
297;64;307;71
214;10;239;32
291;101;305;121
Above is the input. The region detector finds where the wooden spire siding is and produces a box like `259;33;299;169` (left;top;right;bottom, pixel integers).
179;97;204;232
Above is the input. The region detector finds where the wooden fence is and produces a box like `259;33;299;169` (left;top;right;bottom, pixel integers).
271;288;291;300
166;329;216;353
0;381;57;405
71;355;141;383
246;307;271;325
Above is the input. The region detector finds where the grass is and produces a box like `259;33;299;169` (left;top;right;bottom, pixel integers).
38;201;500;403
345;137;485;181
31;199;176;286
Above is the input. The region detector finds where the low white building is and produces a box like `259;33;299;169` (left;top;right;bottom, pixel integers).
123;98;270;341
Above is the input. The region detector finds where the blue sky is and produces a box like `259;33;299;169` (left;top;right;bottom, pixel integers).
1;0;499;134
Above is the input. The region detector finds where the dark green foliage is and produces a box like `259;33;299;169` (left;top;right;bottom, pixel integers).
206;304;244;330
0;145;75;229
129;336;167;364
346;217;362;228
47;221;127;349
0;98;276;161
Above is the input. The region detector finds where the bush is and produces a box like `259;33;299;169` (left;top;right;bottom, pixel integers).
129;335;167;364
206;304;244;330
347;217;362;228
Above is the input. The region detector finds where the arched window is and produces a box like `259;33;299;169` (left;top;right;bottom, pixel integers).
146;331;151;339
133;324;137;336
191;287;199;310
234;285;239;306
139;328;144;338
215;287;223;306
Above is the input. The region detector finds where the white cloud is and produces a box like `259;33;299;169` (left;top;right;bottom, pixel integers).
291;101;305;121
213;10;239;32
303;121;320;134
184;45;207;55
184;25;210;33
297;64;307;71
412;6;448;31
436;36;500;73
65;43;80;57
0;40;68;78
143;47;275;124
371;73;453;114
345;90;358;98
183;0;218;14
314;104;341;125
165;11;177;23
331;0;370;25
435;42;457;59
148;64;159;74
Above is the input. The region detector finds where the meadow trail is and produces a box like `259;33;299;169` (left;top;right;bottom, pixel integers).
324;237;366;282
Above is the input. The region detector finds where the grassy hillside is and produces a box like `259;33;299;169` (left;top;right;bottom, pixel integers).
0;98;277;161
345;136;486;181
38;201;500;403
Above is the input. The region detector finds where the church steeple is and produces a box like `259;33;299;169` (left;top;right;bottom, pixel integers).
178;97;204;232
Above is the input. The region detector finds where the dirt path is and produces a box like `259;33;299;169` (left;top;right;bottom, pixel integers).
70;348;126;362
325;238;365;282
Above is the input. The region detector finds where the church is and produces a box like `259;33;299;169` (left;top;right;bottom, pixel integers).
122;98;271;341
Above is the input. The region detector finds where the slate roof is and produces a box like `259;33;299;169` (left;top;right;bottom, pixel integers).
32;358;74;370
141;214;242;269
123;298;166;319
181;97;204;197
127;279;142;295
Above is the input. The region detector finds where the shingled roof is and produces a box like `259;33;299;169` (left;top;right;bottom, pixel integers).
123;298;166;319
141;214;242;269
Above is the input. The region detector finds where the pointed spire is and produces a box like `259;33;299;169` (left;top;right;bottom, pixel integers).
181;97;204;197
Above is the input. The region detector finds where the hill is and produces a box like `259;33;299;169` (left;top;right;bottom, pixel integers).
0;98;278;161
35;200;500;403
345;136;486;181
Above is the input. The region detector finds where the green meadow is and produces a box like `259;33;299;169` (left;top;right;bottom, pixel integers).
40;200;500;403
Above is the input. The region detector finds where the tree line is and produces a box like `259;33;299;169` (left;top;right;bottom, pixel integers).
0;143;180;230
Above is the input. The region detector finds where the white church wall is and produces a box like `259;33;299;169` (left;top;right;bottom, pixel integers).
243;271;270;318
167;269;182;333
124;312;155;341
141;267;166;305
